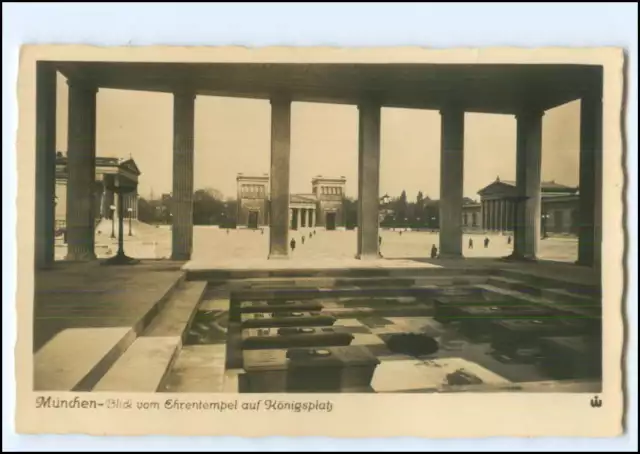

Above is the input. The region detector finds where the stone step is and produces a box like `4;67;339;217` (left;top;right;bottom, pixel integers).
188;266;495;282
476;284;601;318
92;281;207;392
144;281;208;340
225;275;489;292
33;274;184;392
161;344;227;393
93;336;181;392
231;282;486;302
499;268;601;299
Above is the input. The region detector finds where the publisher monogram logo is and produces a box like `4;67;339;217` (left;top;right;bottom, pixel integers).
590;396;602;408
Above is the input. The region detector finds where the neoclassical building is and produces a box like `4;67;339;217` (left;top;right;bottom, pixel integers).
237;174;346;230
55;151;140;231
461;177;579;235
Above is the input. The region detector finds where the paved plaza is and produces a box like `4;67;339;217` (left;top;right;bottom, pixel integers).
60;223;579;264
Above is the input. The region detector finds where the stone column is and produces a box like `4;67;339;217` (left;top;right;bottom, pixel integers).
268;96;291;259
500;199;506;232
492;200;498;231
171;91;196;261
480;201;485;230
482;200;489;230
439;107;465;257
356;99;381;259
489;201;494;231
577;91;603;268
35;62;57;269
512;110;544;260
65;80;98;261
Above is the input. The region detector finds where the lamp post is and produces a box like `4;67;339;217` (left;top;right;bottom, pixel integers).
541;213;550;239
102;175;139;266
110;205;116;238
128;207;133;236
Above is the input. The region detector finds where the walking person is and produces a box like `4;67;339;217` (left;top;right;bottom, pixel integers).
468;238;474;249
290;238;296;253
484;237;490;248
430;244;438;259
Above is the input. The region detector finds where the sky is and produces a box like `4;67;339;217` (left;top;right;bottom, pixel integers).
55;72;581;202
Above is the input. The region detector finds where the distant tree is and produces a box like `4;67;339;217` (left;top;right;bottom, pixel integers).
342;196;358;229
393;190;408;225
137;197;155;224
193;188;228;225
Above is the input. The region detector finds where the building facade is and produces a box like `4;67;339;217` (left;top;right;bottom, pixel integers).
55;152;141;231
461;177;579;235
236;174;346;230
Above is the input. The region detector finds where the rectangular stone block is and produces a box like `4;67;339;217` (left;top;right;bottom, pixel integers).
242;346;380;393
238;300;324;314
538;336;602;379
452;305;560;337
240;311;336;328
434;294;522;323
489;318;598;355
241;326;354;350
241;349;288;393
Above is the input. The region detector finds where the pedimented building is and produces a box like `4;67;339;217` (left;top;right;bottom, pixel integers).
461;177;579;235
55;151;141;232
237;174;346;230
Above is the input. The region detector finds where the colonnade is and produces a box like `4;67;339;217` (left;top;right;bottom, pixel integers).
33;62;603;270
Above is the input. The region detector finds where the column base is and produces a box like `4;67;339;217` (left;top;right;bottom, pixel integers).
437;253;464;260
268;253;289;260
355;253;380;261
65;251;97;262
102;252;139;266
171;252;191;261
574;258;594;267
502;253;537;262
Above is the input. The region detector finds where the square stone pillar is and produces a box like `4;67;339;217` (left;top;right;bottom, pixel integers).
268;96;291;259
65;80;98;261
577;92;603;269
171;91;196;261
35;62;57;269
439;108;465;258
512;110;544;260
356;100;381;260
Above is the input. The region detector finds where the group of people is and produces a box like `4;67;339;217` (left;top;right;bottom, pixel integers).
290;230;317;252
467;235;512;250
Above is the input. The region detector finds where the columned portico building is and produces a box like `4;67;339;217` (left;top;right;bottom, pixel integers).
54;152;141;231
471;177;580;235
34;61;603;268
237;174;346;231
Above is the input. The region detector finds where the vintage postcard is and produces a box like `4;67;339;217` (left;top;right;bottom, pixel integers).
14;45;626;438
